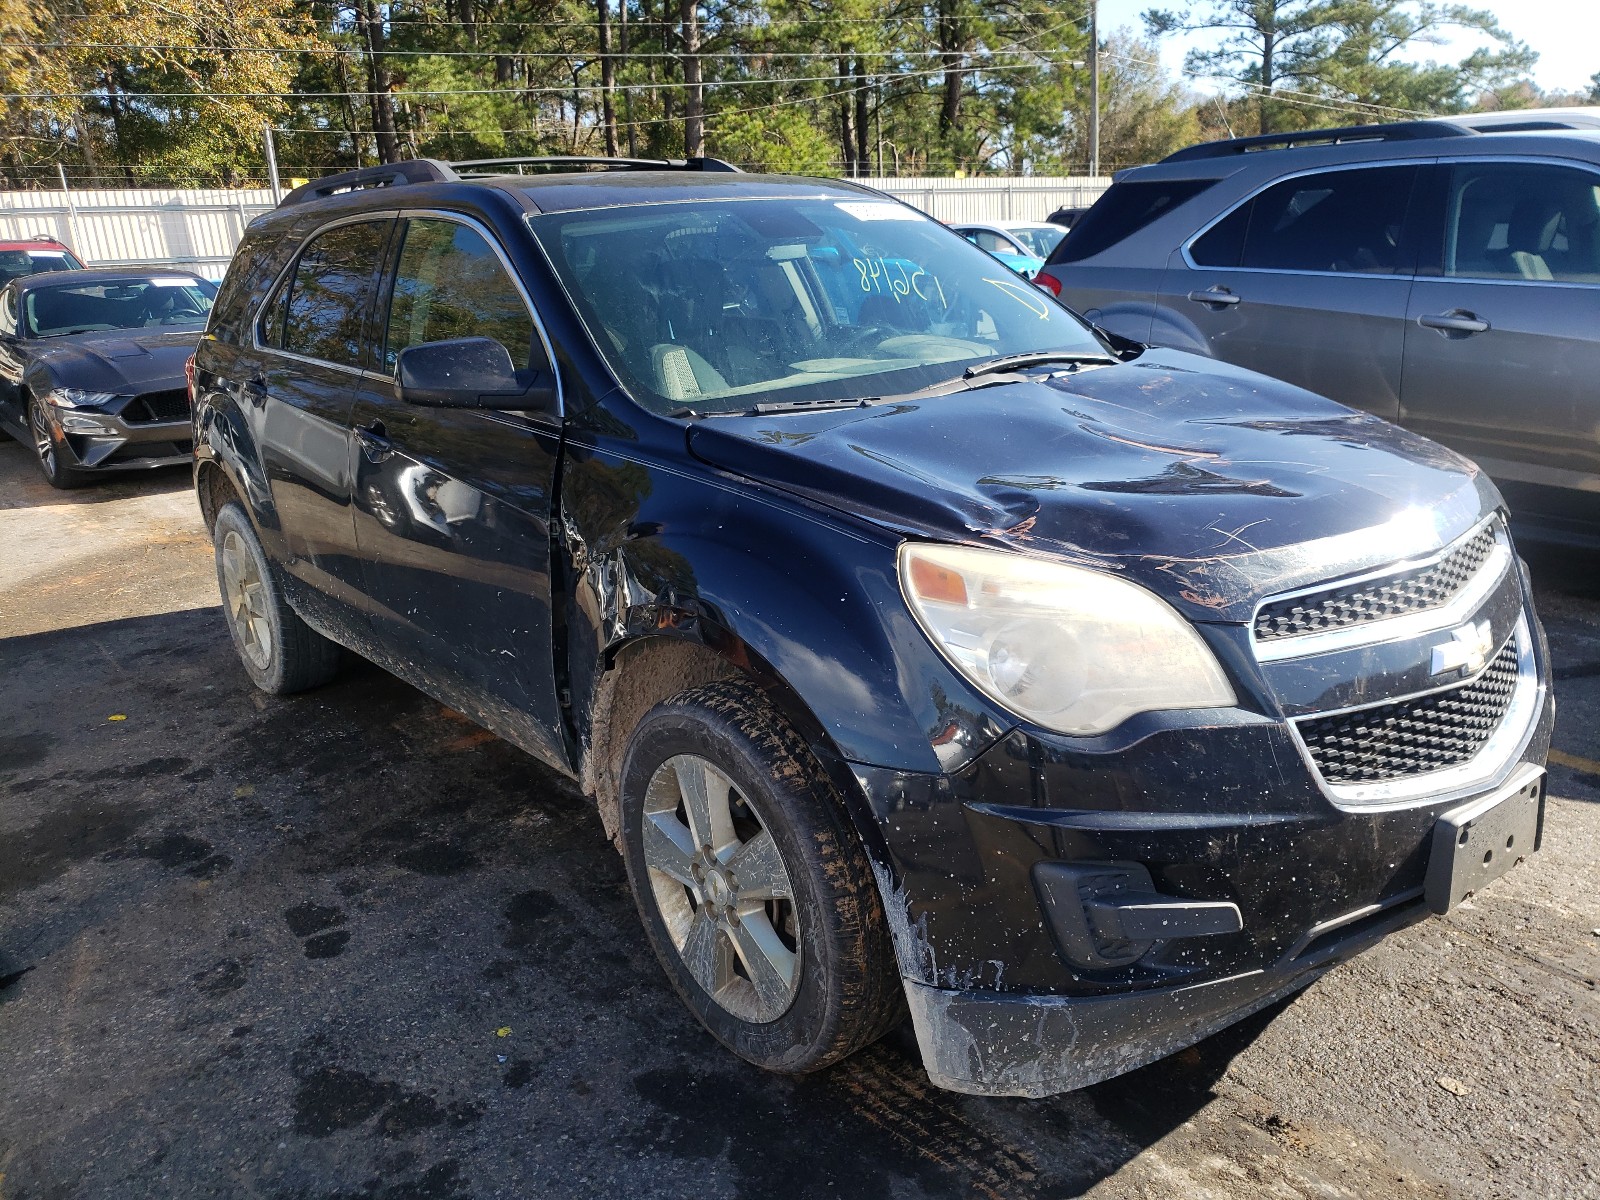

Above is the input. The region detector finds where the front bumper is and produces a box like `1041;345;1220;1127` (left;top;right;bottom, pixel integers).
44;401;192;471
853;627;1554;1097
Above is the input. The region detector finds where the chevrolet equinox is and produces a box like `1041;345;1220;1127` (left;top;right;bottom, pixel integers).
191;156;1553;1097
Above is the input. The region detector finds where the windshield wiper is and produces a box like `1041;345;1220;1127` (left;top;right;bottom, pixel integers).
963;350;1118;379
671;397;874;418
748;397;873;415
668;353;1116;419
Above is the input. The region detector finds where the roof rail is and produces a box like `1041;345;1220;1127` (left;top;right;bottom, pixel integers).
450;155;743;175
275;153;746;210
277;159;460;208
1161;120;1475;164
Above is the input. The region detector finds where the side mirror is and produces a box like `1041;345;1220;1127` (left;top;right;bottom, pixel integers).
395;337;556;412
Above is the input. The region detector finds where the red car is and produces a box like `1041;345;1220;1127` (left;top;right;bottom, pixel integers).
0;236;85;287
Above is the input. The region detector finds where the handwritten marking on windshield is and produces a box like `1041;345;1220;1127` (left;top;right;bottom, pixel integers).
853;256;945;306
984;277;1050;319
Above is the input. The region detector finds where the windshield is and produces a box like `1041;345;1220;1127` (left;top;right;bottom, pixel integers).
0;249;83;288
1007;225;1067;258
530;197;1105;414
23;276;216;338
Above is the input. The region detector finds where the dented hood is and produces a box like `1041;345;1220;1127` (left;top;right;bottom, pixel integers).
686;350;1497;623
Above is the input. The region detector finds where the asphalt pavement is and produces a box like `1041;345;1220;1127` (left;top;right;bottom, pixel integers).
0;438;1596;1200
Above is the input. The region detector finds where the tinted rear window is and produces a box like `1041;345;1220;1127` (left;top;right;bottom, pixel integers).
1051;179;1216;264
280;221;391;368
1241;166;1419;274
208;227;295;346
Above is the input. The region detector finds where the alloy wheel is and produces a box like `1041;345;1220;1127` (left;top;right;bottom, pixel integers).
641;753;801;1023
220;530;274;671
29;400;56;477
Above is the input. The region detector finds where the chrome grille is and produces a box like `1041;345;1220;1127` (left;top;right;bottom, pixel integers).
1296;638;1520;785
1255;522;1497;642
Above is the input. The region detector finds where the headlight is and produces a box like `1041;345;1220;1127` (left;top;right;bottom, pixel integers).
47;388;119;409
899;543;1236;736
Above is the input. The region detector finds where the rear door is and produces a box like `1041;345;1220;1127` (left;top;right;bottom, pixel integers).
349;212;567;768
1155;163;1425;420
1400;158;1600;492
254;215;394;636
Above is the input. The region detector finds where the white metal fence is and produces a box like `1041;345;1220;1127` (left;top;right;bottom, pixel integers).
867;175;1111;223
0;175;1110;278
0;187;277;280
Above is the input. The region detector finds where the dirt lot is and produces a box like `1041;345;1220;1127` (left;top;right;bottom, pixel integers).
1;439;1597;1200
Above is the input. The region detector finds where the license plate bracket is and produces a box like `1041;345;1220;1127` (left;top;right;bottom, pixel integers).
1424;765;1544;915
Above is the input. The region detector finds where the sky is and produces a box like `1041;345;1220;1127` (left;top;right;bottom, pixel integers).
1094;0;1599;97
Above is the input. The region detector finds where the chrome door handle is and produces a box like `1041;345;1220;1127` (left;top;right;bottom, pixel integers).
1186;287;1242;308
355;420;393;464
1419;310;1490;336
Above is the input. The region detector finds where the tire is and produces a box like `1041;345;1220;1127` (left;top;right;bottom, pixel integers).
28;395;89;489
619;680;903;1074
213;501;341;695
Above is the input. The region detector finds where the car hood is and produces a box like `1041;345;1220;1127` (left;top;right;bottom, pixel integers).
29;328;200;393
686;350;1498;623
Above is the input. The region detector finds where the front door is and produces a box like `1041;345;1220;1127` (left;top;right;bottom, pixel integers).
349;213;567;768
1156;163;1425;421
254;216;395;636
1400;159;1600;497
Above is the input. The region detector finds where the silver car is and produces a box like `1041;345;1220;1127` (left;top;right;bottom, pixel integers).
1036;108;1600;545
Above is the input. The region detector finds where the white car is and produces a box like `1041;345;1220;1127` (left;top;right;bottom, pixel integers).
952;220;1068;261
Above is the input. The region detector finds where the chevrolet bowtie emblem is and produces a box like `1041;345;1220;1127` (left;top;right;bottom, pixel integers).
1430;620;1494;676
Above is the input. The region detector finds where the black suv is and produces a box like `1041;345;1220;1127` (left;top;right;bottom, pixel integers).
193;156;1553;1097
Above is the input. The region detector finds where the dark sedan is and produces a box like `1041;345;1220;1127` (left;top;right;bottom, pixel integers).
0;268;215;487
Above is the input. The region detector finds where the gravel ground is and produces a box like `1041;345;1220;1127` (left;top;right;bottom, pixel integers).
0;438;1596;1200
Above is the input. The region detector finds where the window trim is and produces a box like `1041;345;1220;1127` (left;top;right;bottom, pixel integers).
1419;154;1600;290
251;210;400;378
375;208;560;421
1179;158;1435;279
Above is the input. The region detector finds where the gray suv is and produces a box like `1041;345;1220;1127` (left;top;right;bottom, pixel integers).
1036;108;1600;545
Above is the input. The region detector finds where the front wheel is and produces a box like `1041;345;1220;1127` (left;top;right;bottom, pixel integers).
29;397;88;489
213;502;341;695
619;681;902;1074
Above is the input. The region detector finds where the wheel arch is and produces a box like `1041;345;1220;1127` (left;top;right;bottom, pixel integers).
579;626;881;863
192;378;274;538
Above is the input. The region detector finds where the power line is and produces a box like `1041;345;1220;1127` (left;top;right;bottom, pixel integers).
0;33;1092;101
12;41;1079;61
1101;49;1436;121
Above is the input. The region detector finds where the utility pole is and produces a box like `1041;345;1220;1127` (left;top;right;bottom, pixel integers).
621;0;637;156
679;0;704;158
263;125;282;203
1088;0;1100;177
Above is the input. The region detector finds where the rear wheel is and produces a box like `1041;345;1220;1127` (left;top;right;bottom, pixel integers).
619;680;902;1074
213;502;341;694
28;396;89;489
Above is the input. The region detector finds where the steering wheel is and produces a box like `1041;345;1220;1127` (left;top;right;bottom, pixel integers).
160;306;205;325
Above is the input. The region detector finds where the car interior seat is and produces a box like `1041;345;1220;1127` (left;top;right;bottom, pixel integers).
1502;197;1566;281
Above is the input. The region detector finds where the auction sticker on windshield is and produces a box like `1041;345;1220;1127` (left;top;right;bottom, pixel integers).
835;202;921;221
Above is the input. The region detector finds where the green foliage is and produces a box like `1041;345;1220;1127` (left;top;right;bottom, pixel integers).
1145;0;1544;133
0;0;1577;186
